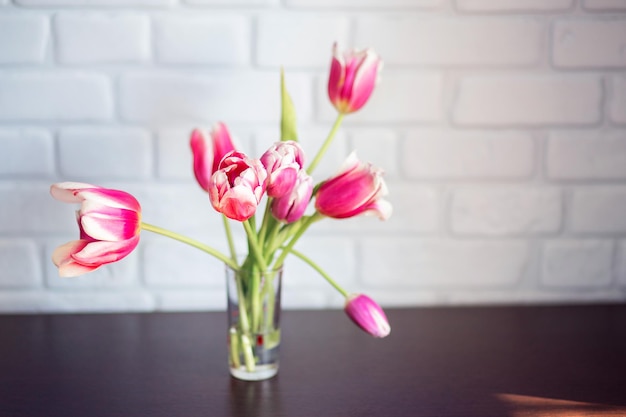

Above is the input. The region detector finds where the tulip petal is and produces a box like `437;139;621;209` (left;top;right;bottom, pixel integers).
190;128;213;192
80;200;141;241
78;188;141;212
71;236;140;266
52;240;100;277
219;187;258;221
345;294;391;338
50;182;99;203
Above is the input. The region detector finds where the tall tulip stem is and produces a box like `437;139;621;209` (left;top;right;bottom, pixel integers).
140;222;238;270
286;248;349;298
306;113;344;175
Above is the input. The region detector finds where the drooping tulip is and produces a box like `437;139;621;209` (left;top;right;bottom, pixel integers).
50;182;142;277
315;152;392;220
190;122;236;192
271;170;313;223
209;151;268;221
260;141;306;198
344;294;390;338
328;43;382;114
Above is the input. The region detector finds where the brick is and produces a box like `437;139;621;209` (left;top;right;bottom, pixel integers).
0;129;54;177
611;76;626;124
154;15;249;65
120;72;312;124
156;291;226;312
542;240;613;287
446;290;624;305
185;0;275;5
0;240;42;288
583;0;626;11
283;236;357;290
17;0;172;6
44;240;140;289
348;129;399;179
553;19;626;68
284;0;441;7
256;15;349;68
0;183;78;233
58;127;152;179
404;130;534;180
547;131;626;180
451;188;562;236
0;292;155;313
570;187;626;233
618;242;626;285
127;184;228;233
453;75;602;126
0;73;113;121
355;17;542;67
142;240;226;288
456;0;573;12
318;71;443;123
0;15;48;64
361;238;530;287
55;14;150;64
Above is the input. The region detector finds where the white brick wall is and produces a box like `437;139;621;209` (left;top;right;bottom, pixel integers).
1;1;625;313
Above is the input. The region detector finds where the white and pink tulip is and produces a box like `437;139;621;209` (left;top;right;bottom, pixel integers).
315;152;391;220
190;122;237;192
50;182;142;277
328;43;381;114
260;141;306;198
271;170;313;224
209;151;268;222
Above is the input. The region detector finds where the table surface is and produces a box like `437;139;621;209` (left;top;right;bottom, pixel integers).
1;305;626;417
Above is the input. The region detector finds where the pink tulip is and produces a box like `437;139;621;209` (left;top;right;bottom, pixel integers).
344;294;390;338
328;43;382;114
315;152;392;220
50;182;141;277
209;151;268;221
271;170;313;223
260;141;306;198
190;122;236;192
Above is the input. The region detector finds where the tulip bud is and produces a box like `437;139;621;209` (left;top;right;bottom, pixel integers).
209;151;268;221
328;43;382;114
260;141;306;198
344;294;390;338
190;122;236;192
50;182;142;277
271;170;313;223
315;152;392;220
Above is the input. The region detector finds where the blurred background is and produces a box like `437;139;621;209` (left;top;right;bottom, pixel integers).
1;0;625;313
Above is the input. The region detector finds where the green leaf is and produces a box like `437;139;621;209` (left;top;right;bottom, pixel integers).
280;68;298;142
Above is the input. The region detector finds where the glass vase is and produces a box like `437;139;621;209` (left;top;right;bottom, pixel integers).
225;262;283;381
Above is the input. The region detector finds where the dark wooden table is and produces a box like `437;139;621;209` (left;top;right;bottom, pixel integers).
1;305;625;417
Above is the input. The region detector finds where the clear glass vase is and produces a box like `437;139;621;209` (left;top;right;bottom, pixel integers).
225;262;283;381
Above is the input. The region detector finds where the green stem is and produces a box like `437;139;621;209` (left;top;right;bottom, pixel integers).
286;248;349;298
222;215;237;264
242;220;269;272
306;113;344;175
272;212;323;269
140;222;238;270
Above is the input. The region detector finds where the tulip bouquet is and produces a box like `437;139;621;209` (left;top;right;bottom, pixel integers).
51;43;392;379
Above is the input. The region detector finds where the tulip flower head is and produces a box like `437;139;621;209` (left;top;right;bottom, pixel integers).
271;170;313;223
315;152;392;220
260;141;306;198
50;182;141;277
209;151;268;222
344;294;390;338
328;43;382;114
190;122;237;192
